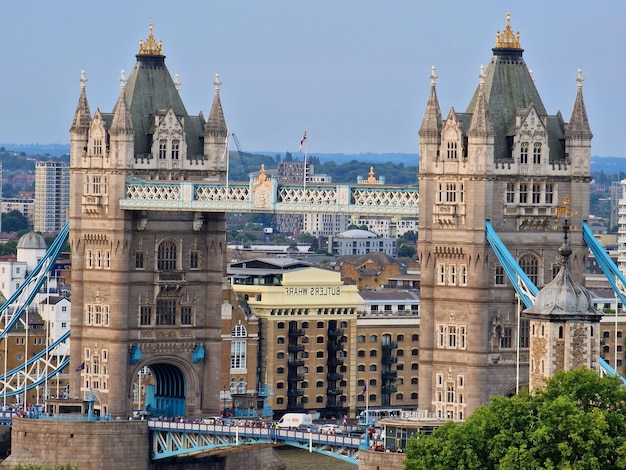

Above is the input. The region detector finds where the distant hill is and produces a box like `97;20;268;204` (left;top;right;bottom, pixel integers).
1;144;625;175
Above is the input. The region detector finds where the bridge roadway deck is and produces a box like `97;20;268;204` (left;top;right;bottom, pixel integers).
119;179;419;217
148;420;363;465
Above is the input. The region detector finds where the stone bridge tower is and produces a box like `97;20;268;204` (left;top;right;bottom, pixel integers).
68;23;228;418
417;11;592;419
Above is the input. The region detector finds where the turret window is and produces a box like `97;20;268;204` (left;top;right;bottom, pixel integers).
159;140;167;159
520;142;529;164
519;253;539;286
533;143;542;164
446;141;458;160
171;140;180;160
93;139;103;156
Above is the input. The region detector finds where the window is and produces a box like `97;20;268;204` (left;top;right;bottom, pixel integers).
532;184;541;204
180;306;192;325
411;348;418;356
358;365;365;372
369;350;377;357
370;335;377;342
397;349;404;357
412;363;418;370
506;183;515;203
459;326;467;349
190;252;199;269
140;306;152;326
156;299;176;325
159;139;167;159
157;240;177;271
520;142;529;164
277;337;285;345
501;327;513;348
316;366;324;373
276;367;284;374
545;183;554;204
370;365;377;371
519;183;528;204
412;334;419;342
519;253;539;286
277;322;285;330
397;334;404;342
358;350;365;358
449;265;456;285
316;351;324;358
316;336;324;344
519;319;530;348
495;265;505;286
446;141;458;160
171;140;180;160
438;264;446;285
460;265;467;286
533;143;541;164
438;325;445;348
277;352;284;360
358;335;365;343
231;325;247;370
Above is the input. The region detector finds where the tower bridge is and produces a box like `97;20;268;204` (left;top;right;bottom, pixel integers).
1;12;613;470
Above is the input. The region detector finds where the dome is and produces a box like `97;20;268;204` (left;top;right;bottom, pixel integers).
524;243;599;320
17;231;47;250
337;229;377;239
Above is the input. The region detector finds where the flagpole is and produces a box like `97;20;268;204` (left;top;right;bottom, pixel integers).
303;133;307;191
224;131;230;189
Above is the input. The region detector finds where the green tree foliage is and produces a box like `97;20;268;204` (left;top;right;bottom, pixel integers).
397;245;416;258
1;210;29;233
0;240;18;256
404;368;626;469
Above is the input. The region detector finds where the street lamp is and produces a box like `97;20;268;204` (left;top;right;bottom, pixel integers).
222;387;227;418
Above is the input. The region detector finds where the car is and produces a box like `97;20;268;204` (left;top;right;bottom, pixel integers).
319;424;343;434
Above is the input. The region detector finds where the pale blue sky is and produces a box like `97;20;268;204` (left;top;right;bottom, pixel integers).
2;1;626;157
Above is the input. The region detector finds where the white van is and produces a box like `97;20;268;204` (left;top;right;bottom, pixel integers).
276;413;313;429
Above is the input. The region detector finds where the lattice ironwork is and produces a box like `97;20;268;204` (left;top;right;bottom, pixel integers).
352;188;419;207
195;185;250;202
126;184;181;201
278;187;338;205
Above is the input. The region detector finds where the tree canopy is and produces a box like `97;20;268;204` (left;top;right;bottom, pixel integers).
404;368;626;469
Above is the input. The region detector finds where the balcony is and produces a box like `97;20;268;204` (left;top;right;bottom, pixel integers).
327;357;344;367
288;374;304;382
382;371;397;380
328;328;344;337
288;359;305;367
382;355;398;365
326;388;343;396
326;372;343;381
288;343;305;353
327;342;343;353
381;385;398;394
288;328;304;337
382;341;398;350
287;389;304;397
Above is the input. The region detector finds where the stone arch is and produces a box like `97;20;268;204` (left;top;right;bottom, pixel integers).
131;355;200;418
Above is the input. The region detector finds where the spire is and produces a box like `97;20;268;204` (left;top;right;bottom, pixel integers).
566;68;593;139
418;66;442;138
468;65;494;138
70;70;91;134
205;73;228;138
110;70;134;135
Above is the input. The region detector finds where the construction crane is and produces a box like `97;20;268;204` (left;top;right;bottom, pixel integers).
231;132;250;178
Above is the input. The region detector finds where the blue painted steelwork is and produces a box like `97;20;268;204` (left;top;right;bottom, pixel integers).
149;420;362;465
486;220;626;385
0;222;70;398
583;222;626;309
485;220;538;307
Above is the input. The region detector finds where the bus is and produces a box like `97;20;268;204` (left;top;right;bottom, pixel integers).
357;408;404;426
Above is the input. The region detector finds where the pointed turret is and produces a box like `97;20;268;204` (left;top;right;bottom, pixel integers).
418;66;442;173
204;73;228;172
566;69;593;140
110;70;134;135
109;70;135;168
468;66;494;139
70;70;91;134
419;66;442;139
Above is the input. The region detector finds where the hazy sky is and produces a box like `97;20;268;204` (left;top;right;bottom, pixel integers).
2;1;626;157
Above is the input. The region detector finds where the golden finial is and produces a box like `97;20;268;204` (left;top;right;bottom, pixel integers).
495;10;521;49
553;196;579;231
138;20;163;56
366;167;378;183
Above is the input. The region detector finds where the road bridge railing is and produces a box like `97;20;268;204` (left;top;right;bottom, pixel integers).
148;420;362;463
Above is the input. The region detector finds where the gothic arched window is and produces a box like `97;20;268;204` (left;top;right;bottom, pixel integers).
519;253;539;286
157;240;178;271
231;323;247;370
